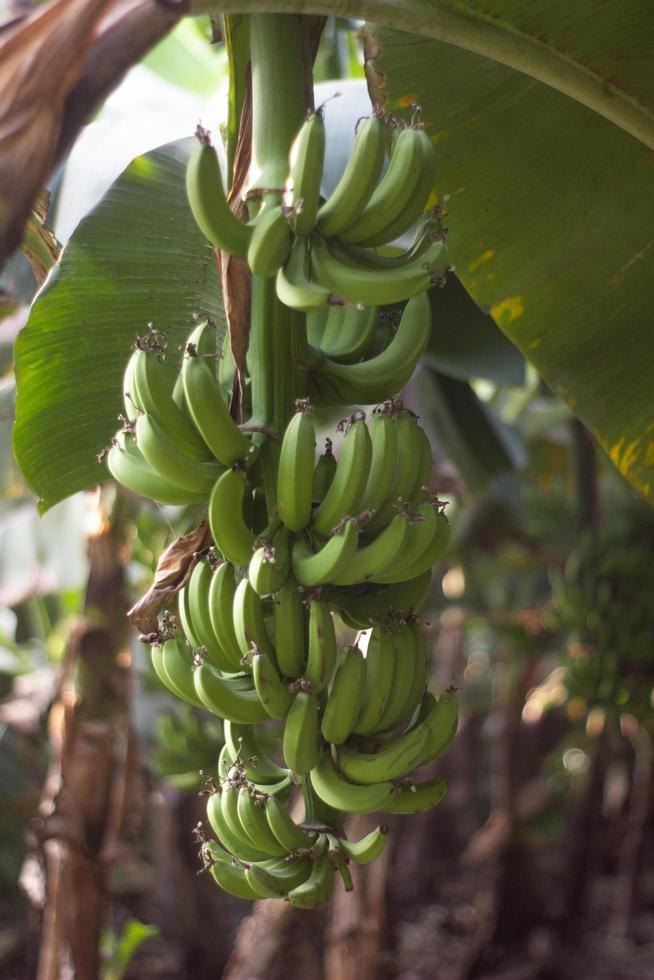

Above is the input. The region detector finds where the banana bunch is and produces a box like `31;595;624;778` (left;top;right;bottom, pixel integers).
306;292;433;407
199;725;392;906
108;95;459;910
152;707;224;792
552;525;654;719
185;112;448;312
104;321;257;507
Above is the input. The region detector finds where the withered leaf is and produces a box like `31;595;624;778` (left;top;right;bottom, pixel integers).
0;0;114;265
127;519;211;635
221;85;252;414
20;190;61;285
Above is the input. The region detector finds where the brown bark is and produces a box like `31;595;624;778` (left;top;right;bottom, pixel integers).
609;720;653;939
22;494;140;980
0;0;184;267
221;901;323;980
324;814;390;980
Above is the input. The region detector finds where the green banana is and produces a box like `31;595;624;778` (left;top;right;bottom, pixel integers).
285;111;325;236
395;626;430;729
282;692;322;774
312;416;372;536
291;518;359;588
150;643;187;704
208;562;244;670
316;114;385;237
309;293;432;408
338;825;390;864
218;742;234;781
338;127;428;246
321;646;366;745
330;214;442;272
223;721;290;784
187;559;236;671
232;577;275;660
159;637;205;708
264;795;318;852
247;204;292;277
309;233;445;308
318;304;380;365
207;792;271;863
236;786;287;856
135;414;222;495
276;236;331;312
334;719;431;785
205;844;263;901
310;752;396;814
245;856;314;898
305;598;337;694
220;781;268;854
410;425;434;505
106;435;206;506
193;662;269;724
287;850;334;909
382;776;448;814
352;629;396;735
307;308;328;347
252;650;292;719
371;508;450;584
272;579;306;678
208;468;256;565
181;322;255;467
312;439;337;502
277;406;316;532
356;409;399;515
375;624;425;732
178;584;202;648
330;514;410;586
122;349;141;421
186;134;251;257
248;540;290;598
132;347;211;459
365;410;427;534
328;570;432;630
412;689;459;768
354;130;436;248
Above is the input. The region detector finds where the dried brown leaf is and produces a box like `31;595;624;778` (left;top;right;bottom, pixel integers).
126;519;211;635
218;86;253;414
0;0;114;263
20;190;61;285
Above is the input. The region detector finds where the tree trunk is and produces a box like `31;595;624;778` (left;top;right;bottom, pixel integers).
23;494;137;980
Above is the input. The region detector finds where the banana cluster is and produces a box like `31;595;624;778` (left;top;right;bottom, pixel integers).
553;526;654;719
105;103;458;909
104;321;256;505
198;721;391;904
186;111;448;313
152;707;223;792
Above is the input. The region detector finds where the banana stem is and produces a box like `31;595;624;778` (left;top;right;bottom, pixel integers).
249;13;308;196
246;15;312;515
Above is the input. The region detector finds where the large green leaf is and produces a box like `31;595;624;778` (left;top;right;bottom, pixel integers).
13;140;224;512
367;24;654;503
191;1;654;150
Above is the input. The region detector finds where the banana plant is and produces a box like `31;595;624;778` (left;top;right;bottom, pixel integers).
4;3;654;911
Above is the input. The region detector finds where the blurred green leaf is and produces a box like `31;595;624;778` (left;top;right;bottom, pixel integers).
426;277;524;385
102;918;159;980
416;368;525;492
142;18;226;97
13;139;224;513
